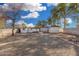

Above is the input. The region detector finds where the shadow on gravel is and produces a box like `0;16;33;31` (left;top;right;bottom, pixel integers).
10;34;76;56
0;33;79;56
74;46;79;56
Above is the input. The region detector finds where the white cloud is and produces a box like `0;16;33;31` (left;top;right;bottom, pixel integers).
21;12;39;19
1;3;47;12
22;3;47;12
2;3;47;18
6;19;12;24
2;4;9;10
27;23;35;27
15;20;25;25
60;18;72;24
66;18;72;23
15;20;35;27
1;3;46;19
1;3;24;11
47;3;59;7
0;4;9;12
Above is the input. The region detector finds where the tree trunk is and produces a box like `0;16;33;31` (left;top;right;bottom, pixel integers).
12;19;15;36
64;18;66;29
39;28;41;32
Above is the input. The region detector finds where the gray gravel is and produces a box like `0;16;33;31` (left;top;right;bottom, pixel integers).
0;33;79;56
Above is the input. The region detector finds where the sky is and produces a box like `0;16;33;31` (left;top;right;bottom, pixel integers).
0;3;56;25
21;3;53;25
0;3;78;28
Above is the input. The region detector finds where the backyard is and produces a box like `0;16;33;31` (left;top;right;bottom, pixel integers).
0;32;79;56
0;3;79;56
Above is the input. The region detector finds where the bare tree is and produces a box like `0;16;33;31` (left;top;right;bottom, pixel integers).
1;3;24;36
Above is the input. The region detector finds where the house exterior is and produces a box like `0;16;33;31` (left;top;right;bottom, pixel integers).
0;16;5;29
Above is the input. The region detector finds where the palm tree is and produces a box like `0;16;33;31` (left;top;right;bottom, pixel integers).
36;20;42;31
36;20;47;27
41;20;48;27
51;3;79;29
51;7;60;26
36;20;47;32
47;18;52;26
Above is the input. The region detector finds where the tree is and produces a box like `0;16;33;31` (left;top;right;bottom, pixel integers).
51;7;60;26
1;3;24;36
36;20;47;31
47;18;52;25
36;20;42;27
37;20;47;27
22;23;27;30
51;3;79;29
41;20;48;27
36;20;42;31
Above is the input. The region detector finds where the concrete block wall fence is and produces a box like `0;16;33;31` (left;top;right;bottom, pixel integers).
0;29;17;38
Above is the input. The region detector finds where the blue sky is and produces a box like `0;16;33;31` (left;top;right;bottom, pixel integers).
19;3;53;25
25;3;52;24
0;3;78;28
0;3;53;25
